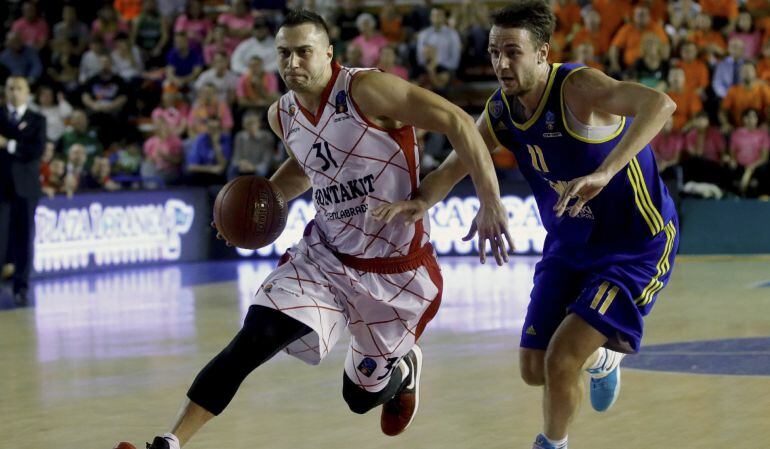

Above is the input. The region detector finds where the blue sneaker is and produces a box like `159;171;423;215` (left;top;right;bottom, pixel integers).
588;351;624;412
532;434;567;449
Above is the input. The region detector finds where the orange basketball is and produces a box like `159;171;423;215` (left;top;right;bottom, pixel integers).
113;443;137;449
212;176;288;250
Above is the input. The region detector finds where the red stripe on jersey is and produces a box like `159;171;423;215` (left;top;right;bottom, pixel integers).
293;62;342;126
275;103;284;138
415;255;443;341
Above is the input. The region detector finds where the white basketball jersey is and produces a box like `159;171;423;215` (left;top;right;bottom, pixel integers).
276;63;430;259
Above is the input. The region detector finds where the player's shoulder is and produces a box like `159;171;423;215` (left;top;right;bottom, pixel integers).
267;100;282;136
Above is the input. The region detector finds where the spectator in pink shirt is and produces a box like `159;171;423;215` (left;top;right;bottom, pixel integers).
11;2;49;50
141;121;184;188
729;109;770;194
188;83;234;135
236;55;280;111
203;24;236;65
651;117;686;172
728;12;762;60
681;111;729;185
92;4;130;49
174;0;213;46
350;13;389;67
217;0;255;50
377;45;408;80
151;87;189;137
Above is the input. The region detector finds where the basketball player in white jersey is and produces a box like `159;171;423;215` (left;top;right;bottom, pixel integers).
138;9;512;449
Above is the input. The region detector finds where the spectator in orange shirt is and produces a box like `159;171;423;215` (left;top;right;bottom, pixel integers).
592;0;632;39
688;13;727;61
638;0;668;24
700;0;739;31
609;6;670;73
675;41;710;97
379;0;405;43
757;40;770;83
720;62;770;131
553;0;582;36
571;10;611;58
666;67;703;131
114;0;143;23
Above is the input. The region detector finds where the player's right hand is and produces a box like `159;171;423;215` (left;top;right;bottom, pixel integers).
371;198;429;224
210;220;233;247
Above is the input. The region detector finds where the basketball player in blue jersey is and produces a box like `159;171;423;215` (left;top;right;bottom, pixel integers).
373;1;679;448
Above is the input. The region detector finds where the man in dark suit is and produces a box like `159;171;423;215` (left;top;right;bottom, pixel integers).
0;76;46;306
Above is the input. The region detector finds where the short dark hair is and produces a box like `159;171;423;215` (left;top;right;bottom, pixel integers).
280;8;330;38
491;0;555;48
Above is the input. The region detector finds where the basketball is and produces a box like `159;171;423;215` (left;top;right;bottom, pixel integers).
113;443;136;449
212;176;288;250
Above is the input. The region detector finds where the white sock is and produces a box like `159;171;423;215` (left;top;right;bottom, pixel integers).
585;348;607;372
545;434;568;448
162;433;181;449
586;348;623;378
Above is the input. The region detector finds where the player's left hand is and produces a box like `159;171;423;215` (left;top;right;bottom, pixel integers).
462;197;514;266
554;170;612;218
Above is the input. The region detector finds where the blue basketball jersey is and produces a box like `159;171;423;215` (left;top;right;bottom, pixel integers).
485;63;677;249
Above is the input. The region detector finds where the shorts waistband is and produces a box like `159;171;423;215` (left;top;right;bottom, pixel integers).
333;243;436;274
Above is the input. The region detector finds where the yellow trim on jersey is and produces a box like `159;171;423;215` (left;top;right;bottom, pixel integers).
560;66;626;144
599;286;619;315
627;157;665;235
590;281;610;310
636;221;677;307
484;96;505;150
502;63;562;131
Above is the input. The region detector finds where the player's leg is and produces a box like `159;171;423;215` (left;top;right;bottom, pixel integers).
147;305;312;448
341;346;415;415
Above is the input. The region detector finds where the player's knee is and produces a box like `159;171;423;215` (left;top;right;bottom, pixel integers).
544;345;582;381
519;349;545;386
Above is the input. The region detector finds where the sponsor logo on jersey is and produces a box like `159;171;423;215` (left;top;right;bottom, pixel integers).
489;100;504;119
288;104;297;116
314;174;376;207
543;110;562;137
335;90;348;114
357;357;378;377
263;283;273;293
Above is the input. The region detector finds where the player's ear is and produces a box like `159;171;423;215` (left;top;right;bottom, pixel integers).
327;44;333;61
538;42;550;64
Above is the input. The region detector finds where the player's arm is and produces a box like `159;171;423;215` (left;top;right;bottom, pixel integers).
554;68;677;217
354;71;512;264
266;101;311;202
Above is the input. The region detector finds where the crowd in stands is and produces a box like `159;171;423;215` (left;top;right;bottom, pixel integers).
1;0;770;199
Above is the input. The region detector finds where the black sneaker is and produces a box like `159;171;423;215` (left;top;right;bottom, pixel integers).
380;345;422;436
146;435;178;449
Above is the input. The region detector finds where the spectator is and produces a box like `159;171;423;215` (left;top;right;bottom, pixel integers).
81;55;130;145
712;38;748;100
204;24;236;66
188;83;234;135
552;0;582;37
668;0;702;23
628;36;669;90
235;56;280;111
158;0;187;22
336;0;364;42
92;3;130;49
729;12;762;60
39;140;55;196
46;37;81;95
53;4;90;54
194;51;238;104
59;109;104;168
131;0;170;68
32;85;73;142
591;0;633;41
651;117;686;173
699;0;739;31
111;139;143;180
79;35;107;83
173;0;213;46
666;67;702;131
640;0;669;24
609;6;669;73
683;111;728;184
64;142;88;196
111;32;145;83
114;0;144;22
42;156;66;198
350;13;388;68
230;19;278;75
571;42;604;72
165;31;205;89
0;32;43;84
342;43;364;67
452;0;490;67
688;13;726;61
675;41;709;97
377;46;408;80
228;111;278;180
403;0;434;39
416;7;462;72
379;0;405;43
664;9;689;51
720;62;770;132
82;155;121;190
414;44;450;95
10;1;49;50
141;121;183;188
217;0;255;50
184;117;231;186
152;86;189;137
728;109;770;195
571;10;611;58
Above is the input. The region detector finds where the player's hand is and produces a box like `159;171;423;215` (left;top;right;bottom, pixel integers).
371;198;429;224
553;169;612;218
462;197;514;266
210;220;233;247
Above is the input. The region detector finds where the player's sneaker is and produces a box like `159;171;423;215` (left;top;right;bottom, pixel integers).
532;433;568;449
146;434;180;449
380;345;422;436
587;349;624;412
